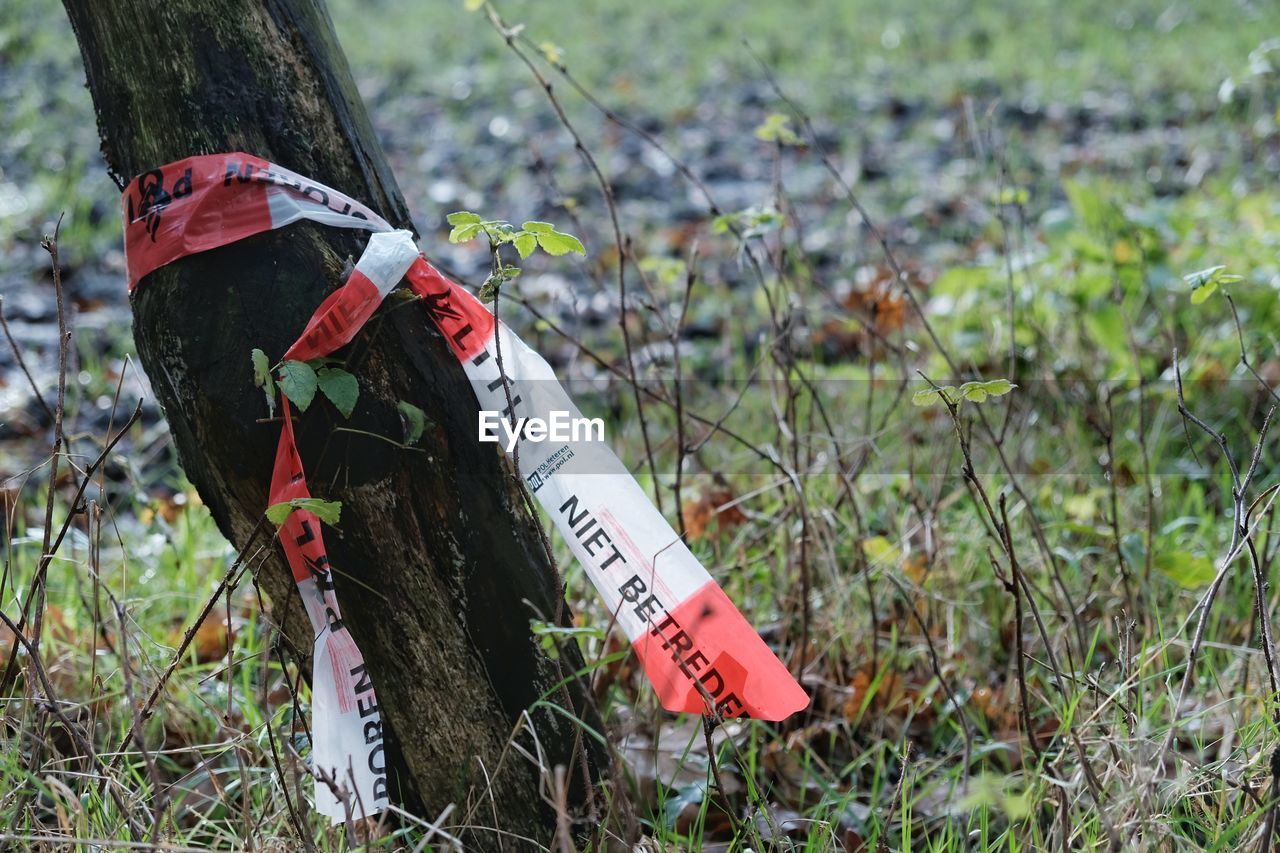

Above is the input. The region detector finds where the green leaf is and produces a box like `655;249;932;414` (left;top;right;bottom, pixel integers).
993;186;1030;206
981;379;1016;397
513;232;538;259
463;0;484;9
449;222;483;244
1189;279;1218;305
713;205;784;240
949;379;1018;404
753;112;800;145
397;401;428;446
743;208;783;238
316;367;359;418
266;497;342;527
536;230;586;256
521;220;554;234
1183;265;1226;289
528;619;603;660
1154;551;1216;589
1184;263;1243;305
639;257;686;286
862;535;901;566
447;211;482;226
265;503;292;526
251;348;276;415
912;388;938;406
965;379;1016;400
251;348;272;388
277;360;318;411
538;41;564;65
911;386;957;407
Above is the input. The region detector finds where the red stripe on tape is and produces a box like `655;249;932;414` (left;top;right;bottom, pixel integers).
123;152;389;290
123;154;274;290
633;580;809;720
269;405;324;585
325;631;362;715
284;270;381;362
405;258;495;361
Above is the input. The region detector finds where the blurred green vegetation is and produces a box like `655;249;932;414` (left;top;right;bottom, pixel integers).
335;0;1280;110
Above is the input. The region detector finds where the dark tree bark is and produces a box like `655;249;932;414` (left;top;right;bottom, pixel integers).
62;0;619;846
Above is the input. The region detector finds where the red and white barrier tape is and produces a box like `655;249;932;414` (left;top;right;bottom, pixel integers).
122;153;809;822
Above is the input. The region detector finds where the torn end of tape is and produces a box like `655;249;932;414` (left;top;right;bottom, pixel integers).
633;581;809;721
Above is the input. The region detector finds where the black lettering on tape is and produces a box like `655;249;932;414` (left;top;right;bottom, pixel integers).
302;185;329;206
367;742;386;775
499;396;522;420
699;666;725;698
582;525;610;556
422;291;462;322
662;630;694;660
560;494;589;528
619;575;647;602
172;168;193;199
224;161;256;185
684;650;709;674
304;553;331;582
351;663;374;696
561;496;628;572
295;519;317;547
632;594;663;622
599;545;626;571
650;612;679;636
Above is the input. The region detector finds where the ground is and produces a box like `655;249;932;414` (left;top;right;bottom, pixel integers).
1;0;1280;849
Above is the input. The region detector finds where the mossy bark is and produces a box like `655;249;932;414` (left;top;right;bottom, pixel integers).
62;0;617;845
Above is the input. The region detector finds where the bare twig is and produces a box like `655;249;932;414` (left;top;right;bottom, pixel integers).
488;6;664;512
31;215;70;664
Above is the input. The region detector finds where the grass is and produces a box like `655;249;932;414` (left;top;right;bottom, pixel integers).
336;0;1280;111
2;0;1280;849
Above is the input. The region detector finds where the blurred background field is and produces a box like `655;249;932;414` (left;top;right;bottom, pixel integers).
2;0;1280;849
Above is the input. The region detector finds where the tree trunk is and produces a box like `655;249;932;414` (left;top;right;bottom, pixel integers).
62;0;618;845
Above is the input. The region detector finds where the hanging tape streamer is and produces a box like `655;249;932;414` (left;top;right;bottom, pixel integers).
122;153;809;822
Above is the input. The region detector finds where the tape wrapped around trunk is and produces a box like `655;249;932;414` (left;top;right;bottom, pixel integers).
121;152;809;823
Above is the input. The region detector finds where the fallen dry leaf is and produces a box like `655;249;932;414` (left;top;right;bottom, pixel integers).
682;488;748;542
168;607;235;664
